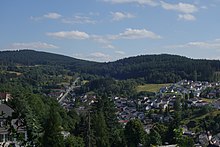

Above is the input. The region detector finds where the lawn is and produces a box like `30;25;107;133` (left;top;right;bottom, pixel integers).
0;70;22;76
136;83;171;93
182;110;220;128
201;98;215;103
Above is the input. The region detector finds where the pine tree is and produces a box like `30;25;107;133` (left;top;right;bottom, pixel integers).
92;111;110;147
124;119;145;147
42;105;64;147
149;129;162;146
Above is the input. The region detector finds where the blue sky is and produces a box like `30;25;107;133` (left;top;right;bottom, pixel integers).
1;0;220;62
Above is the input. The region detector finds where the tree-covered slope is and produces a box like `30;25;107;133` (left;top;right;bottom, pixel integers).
82;54;220;83
1;50;220;83
0;50;96;67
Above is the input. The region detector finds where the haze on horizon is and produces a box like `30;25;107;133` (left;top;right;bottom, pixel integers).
1;0;220;62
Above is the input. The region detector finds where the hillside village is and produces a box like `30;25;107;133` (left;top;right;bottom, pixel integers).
54;79;220;146
2;78;220;146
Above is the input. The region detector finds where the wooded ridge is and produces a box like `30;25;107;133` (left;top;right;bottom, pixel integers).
1;49;220;83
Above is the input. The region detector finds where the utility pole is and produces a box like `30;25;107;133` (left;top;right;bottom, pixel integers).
87;111;91;147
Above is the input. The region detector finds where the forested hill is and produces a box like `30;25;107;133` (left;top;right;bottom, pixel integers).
82;54;220;83
1;50;220;83
0;50;96;67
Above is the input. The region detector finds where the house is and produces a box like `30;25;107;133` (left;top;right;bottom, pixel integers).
194;101;209;107
61;131;70;139
0;93;12;102
159;103;168;110
182;125;195;136
199;132;213;146
0;104;27;146
212;99;220;109
144;124;153;134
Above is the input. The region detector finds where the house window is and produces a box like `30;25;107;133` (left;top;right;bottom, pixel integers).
0;121;3;127
8;134;13;141
0;134;3;142
5;134;8;141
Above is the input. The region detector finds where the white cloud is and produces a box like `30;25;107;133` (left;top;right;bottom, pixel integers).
89;12;100;16
47;28;161;52
111;12;135;21
8;42;58;49
178;14;196;21
62;15;96;24
115;50;125;54
91;35;110;44
88;52;111;61
31;12;62;21
73;52;111;62
201;6;208;9
103;44;115;49
43;12;62;19
160;1;198;14
103;0;158;6
104;0;199;21
46;30;90;40
30;16;41;21
168;39;220;49
110;28;161;39
47;28;160;41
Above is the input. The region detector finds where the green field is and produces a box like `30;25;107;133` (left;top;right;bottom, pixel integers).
182;110;220;126
0;70;22;76
136;83;171;93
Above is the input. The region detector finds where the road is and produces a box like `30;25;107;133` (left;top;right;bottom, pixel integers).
58;77;80;103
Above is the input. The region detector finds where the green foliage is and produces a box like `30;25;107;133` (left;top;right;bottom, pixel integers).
148;129;162;146
110;129;126;147
124;119;146;147
153;123;168;144
1;50;220;83
174;128;194;147
79;54;218;83
42;105;64;147
92;112;110;147
0;50;93;67
79;78;137;97
64;135;85;147
199;105;213;115
136;83;170;92
74;114;92;146
3;50;220;146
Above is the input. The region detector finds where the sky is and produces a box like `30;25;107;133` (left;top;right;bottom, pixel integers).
1;0;220;62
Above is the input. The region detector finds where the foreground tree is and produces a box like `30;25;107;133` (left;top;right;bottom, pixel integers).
64;135;85;147
124;119;145;147
92;111;110;147
42;105;64;147
148;129;162;146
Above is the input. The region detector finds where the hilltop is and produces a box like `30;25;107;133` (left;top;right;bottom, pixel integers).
1;50;220;83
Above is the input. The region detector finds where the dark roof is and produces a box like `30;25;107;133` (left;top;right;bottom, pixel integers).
0;104;14;118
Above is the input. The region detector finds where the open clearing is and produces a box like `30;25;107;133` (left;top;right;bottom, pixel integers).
136;83;171;93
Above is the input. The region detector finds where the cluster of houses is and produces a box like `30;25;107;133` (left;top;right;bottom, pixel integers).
0;92;27;147
113;80;213;125
111;80;220;146
114;97;145;125
46;79;220;146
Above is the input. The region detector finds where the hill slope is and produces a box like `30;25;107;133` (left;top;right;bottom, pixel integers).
80;54;220;83
0;50;94;65
1;50;220;83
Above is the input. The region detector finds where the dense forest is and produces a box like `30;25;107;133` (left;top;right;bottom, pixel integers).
1;50;220;83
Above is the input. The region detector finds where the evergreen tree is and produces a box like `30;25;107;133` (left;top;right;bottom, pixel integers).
64;135;85;147
92;111;110;147
124;119;145;147
149;129;162;146
42;105;64;147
